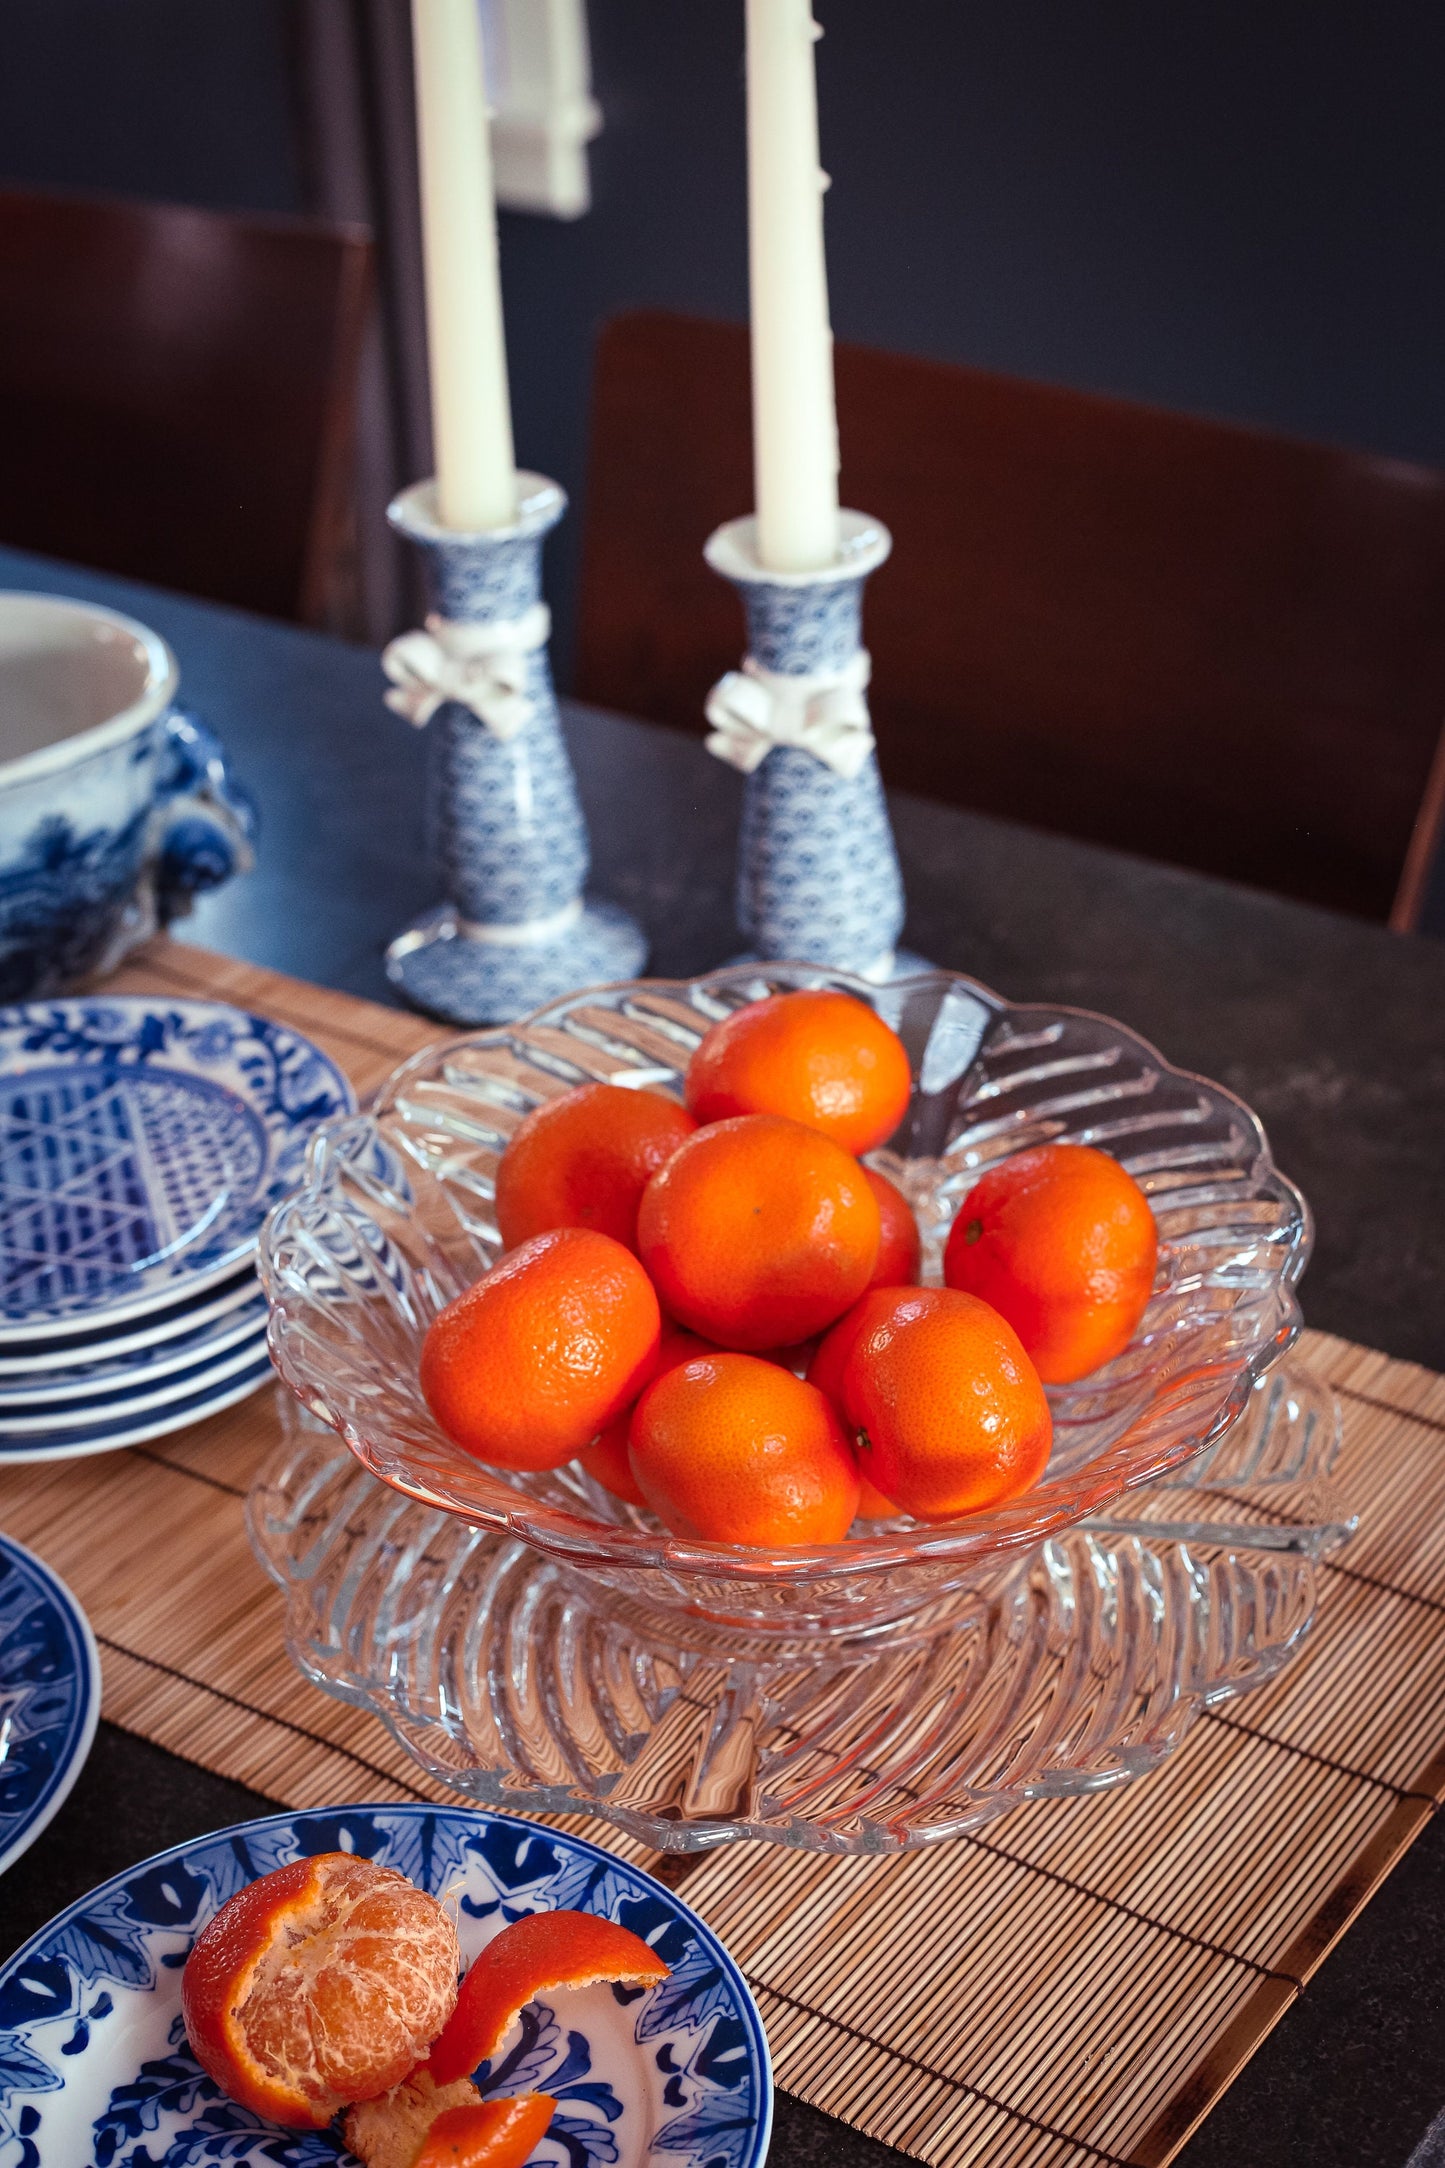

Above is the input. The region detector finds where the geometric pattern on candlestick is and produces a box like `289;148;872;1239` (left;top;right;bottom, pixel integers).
383;475;647;1024
706;511;909;979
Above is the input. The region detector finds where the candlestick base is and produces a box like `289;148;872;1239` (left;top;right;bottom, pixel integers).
380;475;647;1025
704;513;912;976
386;899;647;1026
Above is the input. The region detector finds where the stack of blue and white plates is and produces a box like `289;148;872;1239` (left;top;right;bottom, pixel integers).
0;995;355;1463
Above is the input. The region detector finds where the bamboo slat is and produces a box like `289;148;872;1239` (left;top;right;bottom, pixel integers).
3;940;1441;2168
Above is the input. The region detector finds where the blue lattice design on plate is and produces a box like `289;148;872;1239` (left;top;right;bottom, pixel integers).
0;1534;99;1876
0;1000;354;1332
0;1803;771;2168
0;1067;261;1313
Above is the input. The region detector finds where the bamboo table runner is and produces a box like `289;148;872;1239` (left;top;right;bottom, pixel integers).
6;937;1445;2168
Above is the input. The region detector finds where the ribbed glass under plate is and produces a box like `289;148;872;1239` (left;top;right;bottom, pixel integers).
249;1360;1353;1855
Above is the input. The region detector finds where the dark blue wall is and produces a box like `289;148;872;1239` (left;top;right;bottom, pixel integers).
4;0;1442;625
0;0;302;214
511;0;1445;673
3;3;1443;927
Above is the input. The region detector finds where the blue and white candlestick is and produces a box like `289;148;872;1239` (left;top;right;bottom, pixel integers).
381;475;647;1024
704;512;919;981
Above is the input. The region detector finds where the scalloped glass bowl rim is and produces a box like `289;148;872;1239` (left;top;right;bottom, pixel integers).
263;961;1311;1584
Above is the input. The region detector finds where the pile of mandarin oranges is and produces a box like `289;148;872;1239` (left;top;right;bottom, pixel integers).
420;989;1160;1547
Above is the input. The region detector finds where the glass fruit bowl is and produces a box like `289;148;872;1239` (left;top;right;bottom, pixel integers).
259;964;1310;1636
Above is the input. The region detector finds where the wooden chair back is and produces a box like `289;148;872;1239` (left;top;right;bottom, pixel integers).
0;189;372;626
576;311;1445;928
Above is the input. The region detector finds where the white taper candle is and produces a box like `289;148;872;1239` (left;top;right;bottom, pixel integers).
411;0;517;531
745;0;841;573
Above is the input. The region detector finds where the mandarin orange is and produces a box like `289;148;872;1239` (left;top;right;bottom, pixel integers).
495;1082;695;1253
684;990;911;1153
854;1473;902;1520
421;1228;660;1470
943;1143;1158;1383
628;1351;860;1544
862;1167;920;1289
636;1113;879;1349
182;1854;459;2128
824;1285;1052;1520
577;1328;720;1505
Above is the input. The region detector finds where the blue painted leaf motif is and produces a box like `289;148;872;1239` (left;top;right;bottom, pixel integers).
541;1858;647;1926
477;2001;561;2094
287;1811;388;1864
92;2045;212;2166
549;2109;621;2168
365;1808;476;1896
119;2105;344;2166
651;2103;762;2168
465;1820;562;1896
123;1863;213;1932
633;1946;734;2044
0;2029;61;2096
554;2082;624;2121
49;1891;163;1994
537;2031;594;2096
0;1954;74;2031
690;2015;753;2092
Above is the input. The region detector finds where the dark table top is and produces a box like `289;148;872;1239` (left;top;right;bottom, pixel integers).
1;544;1443;2168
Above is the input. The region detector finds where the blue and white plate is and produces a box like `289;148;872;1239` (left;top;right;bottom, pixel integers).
0;1802;772;2168
0;1266;262;1375
0;1351;274;1463
0;999;354;1339
0;1295;268;1407
0;1533;100;1878
0;1330;270;1431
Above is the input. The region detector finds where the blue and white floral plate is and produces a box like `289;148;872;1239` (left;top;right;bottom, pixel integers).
0;1533;100;1878
0;998;354;1339
0;1802;772;2168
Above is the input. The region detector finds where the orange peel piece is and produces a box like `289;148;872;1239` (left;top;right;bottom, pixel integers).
429;1910;669;2087
412;2094;557;2168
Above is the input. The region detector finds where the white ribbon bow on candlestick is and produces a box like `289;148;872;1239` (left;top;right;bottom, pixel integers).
704;649;876;780
381;603;551;738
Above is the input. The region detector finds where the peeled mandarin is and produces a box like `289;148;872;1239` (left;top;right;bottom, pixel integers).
182;1854;459;2129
